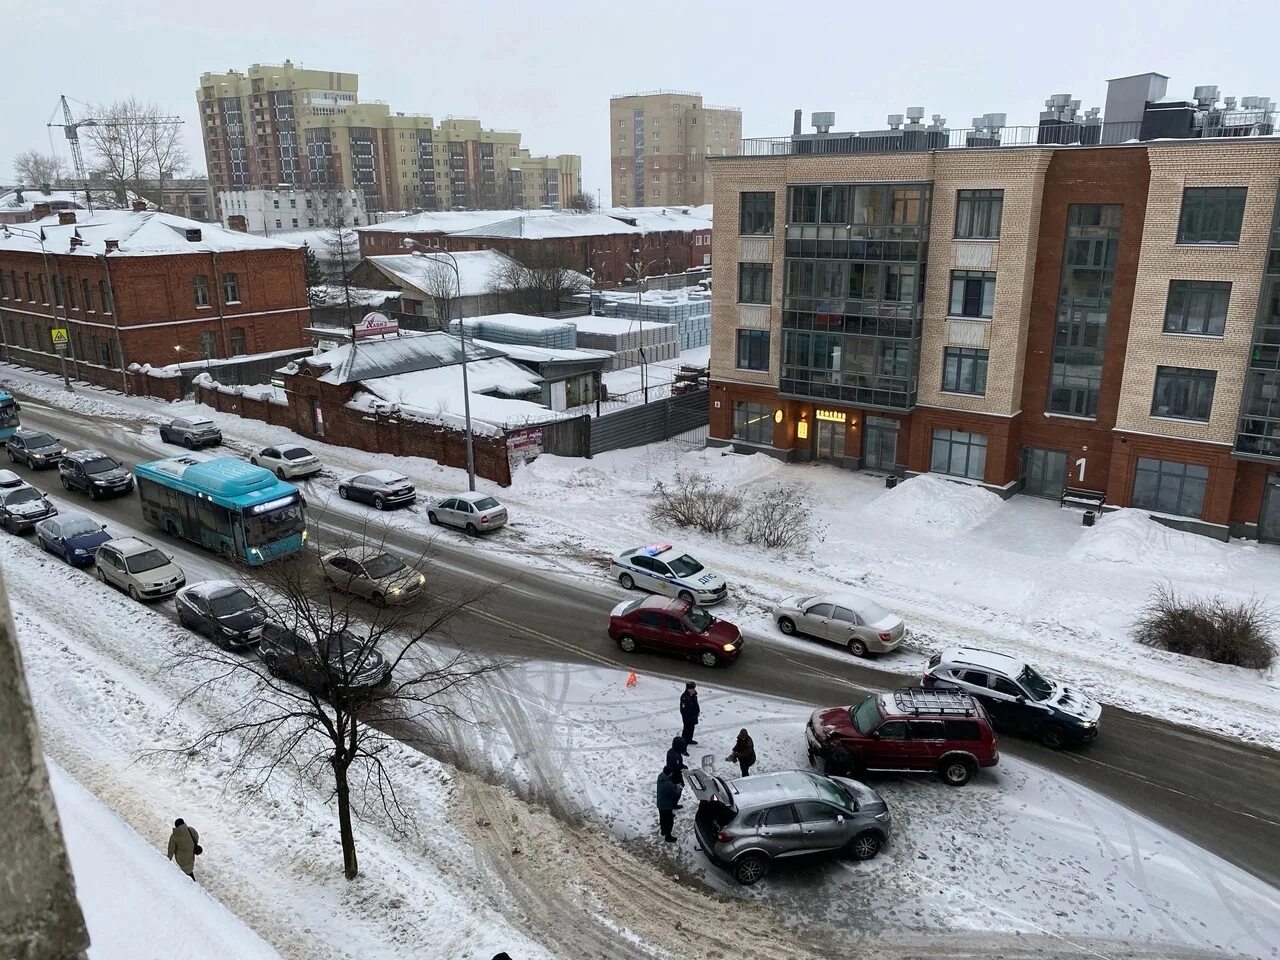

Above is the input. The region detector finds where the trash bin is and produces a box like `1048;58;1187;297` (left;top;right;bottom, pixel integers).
1083;510;1096;527
885;475;899;490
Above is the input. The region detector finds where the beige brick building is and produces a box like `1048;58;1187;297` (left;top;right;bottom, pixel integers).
610;91;741;207
705;100;1280;540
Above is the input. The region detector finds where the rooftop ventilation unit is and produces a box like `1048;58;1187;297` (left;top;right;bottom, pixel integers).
1193;84;1220;108
905;106;925;124
811;111;835;133
886;113;904;130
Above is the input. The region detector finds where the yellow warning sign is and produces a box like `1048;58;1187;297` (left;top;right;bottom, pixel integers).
50;328;69;346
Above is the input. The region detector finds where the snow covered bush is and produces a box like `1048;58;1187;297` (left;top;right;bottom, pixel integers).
1133;584;1276;669
740;483;822;552
649;471;743;535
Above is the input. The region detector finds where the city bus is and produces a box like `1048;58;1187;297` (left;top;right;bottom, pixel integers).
134;455;307;564
0;390;20;442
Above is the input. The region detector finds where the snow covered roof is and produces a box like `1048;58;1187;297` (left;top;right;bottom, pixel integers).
367;249;521;298
300;331;504;385
358;209;564;234
449;213;642;240
468;338;612;365
603;206;713;232
0;189;85;212
569;315;677;336
0;210;301;257
454;312;579;333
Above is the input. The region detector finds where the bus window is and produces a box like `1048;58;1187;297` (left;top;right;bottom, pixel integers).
243;499;305;547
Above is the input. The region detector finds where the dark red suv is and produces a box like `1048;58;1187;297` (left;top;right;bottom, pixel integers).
806;688;998;786
608;595;743;667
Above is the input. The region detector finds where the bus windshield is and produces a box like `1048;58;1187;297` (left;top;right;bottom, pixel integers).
243;500;305;546
0;399;17;428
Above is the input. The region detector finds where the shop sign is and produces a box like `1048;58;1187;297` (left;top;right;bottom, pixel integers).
815;408;847;423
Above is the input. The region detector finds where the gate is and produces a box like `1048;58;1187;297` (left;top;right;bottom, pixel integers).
588;388;709;456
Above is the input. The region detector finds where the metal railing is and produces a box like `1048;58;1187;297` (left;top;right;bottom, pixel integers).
737;122;1151;157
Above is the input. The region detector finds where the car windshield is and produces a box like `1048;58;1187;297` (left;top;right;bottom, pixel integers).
60;518;102;539
321;630;378;666
667;554;703;578
243;500;306;546
1018;665;1055;701
685;605;714;633
5;488;42;505
281;447;311;460
0;400;17;428
363;553;406;579
84;456;121;475
472;496;501;510
850;695;883;735
25;433;55;447
208;587;258;617
125;549;170;573
813;775;854;810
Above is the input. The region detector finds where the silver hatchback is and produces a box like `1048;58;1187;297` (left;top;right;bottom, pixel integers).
686;768;891;885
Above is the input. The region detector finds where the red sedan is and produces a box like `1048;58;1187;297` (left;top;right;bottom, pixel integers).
608;595;744;667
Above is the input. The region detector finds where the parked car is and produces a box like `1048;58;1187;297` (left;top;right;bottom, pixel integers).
257;623;392;697
34;513;111;566
94;536;186;602
608;595;743;667
0;468;24;489
175;581;268;649
5;429;65;469
772;593;906;657
428;492;508;534
337;470;416;511
0;484;57;534
806;688;999;787
923;647;1101;748
686;768;891;885
58;449;134;499
250;445;321;480
610;544;727;605
320;547;425;606
159;416;222;449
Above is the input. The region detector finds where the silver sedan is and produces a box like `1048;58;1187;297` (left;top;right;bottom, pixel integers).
771;594;906;656
320;548;425;606
427;492;508;533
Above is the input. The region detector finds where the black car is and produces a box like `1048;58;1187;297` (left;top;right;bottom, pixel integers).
337;470;416;511
59;449;135;499
159;417;222;449
0;484;58;534
258;624;392;697
175;581;268;649
6;429;65;469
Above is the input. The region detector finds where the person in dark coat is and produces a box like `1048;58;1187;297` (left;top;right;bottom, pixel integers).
825;742;855;779
167;817;200;879
727;728;756;778
665;736;689;791
655;766;682;842
679;681;700;745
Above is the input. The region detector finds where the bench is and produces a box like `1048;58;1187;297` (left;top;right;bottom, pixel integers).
1060;486;1105;511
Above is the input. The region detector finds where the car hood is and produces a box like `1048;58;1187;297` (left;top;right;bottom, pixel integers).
28;443;62;456
6;499;52;516
219;609;267;632
706;620;741;644
381;571;424;592
88;466;131;483
1047;684;1102;722
329;649;389;685
811;705;854;737
65;530;111;551
609;599;633;617
687;569;726;591
134;564;184;587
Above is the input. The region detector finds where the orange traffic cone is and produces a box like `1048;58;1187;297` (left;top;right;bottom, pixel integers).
625;671;638;687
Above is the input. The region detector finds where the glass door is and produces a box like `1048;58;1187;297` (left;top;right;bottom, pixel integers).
815;420;846;461
1021;447;1068;498
863;416;899;472
1261;474;1280;544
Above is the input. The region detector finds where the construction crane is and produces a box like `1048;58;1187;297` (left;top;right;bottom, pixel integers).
47;95;184;212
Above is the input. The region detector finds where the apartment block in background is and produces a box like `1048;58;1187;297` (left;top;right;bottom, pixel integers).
198;61;581;216
610;91;741;207
707;75;1280;540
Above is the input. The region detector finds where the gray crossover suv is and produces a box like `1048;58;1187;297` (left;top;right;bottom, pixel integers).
686;768;891;885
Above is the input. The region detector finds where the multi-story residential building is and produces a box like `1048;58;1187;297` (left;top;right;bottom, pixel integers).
198;61;581;217
610;91;741;207
0;208;309;391
218;186;367;232
506;152;582;209
707;73;1280;540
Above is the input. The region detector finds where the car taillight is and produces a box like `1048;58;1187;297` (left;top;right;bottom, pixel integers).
480;514;490;522
878;631;892;641
716;831;733;844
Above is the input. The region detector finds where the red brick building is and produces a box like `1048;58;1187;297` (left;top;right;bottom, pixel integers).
0;209;310;391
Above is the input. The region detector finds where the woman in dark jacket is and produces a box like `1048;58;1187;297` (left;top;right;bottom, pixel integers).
727;728;756;777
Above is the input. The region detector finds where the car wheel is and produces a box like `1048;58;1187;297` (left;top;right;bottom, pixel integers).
127;585;141;602
847;831;882;861
338;486;348;500
678;589;694;603
182;436;194;449
38;537;49;553
618;572;635;591
95;566;106;583
5;450;12;462
732;854;769;886
373;495;385;511
1039;724;1068;750
277;468;286;480
465;522;478;536
778;616;796;636
699;650;719;668
60;475;71;490
937;756;975;787
373;592;387;608
263;654;280;677
427;511;439;525
848;638;868;657
618;634;637;653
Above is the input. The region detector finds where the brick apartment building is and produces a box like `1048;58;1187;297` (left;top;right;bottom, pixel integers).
0;208;309;390
707;72;1280;540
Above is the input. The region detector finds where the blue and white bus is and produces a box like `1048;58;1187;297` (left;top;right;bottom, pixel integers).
135;455;307;564
0;390;20;442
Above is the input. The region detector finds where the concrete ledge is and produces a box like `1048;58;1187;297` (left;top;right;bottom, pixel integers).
904;470;1020;500
706;436;796;462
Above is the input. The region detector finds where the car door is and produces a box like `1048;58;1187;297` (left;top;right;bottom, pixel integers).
756;804;804;856
831;606;862;644
97;548;123;587
800;602;835;641
628;555;659;591
188;594;215;636
664;615;692;657
906;719;948;768
794;801;849;853
259;448;280;470
991;675;1043;734
327;556;359;593
867;718;910;769
40;518;60;553
648;559;677;596
170;420;188;442
347;560;377;601
347;476;372;505
435;498;458;527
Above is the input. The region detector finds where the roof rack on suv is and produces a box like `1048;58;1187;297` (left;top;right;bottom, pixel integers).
892;687;976;717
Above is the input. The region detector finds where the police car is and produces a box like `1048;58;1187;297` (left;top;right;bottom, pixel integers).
610;544;728;605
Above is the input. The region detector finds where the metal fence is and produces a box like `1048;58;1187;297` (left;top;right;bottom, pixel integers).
589;388;709;456
739;121;1151;157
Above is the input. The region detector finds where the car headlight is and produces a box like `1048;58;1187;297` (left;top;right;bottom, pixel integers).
1078;720;1096;729
72;548;87;556
874;811;890;823
390;587;402;595
248;547;261;559
60;447;67;454
722;643;736;652
301;529;309;542
221;626;239;636
417;573;425;585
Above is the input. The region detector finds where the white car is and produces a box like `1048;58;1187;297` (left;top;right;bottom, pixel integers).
428;492;508;533
0;468;24;489
250;445;321;480
94;536;186;602
610;544;727;605
772;594;906;657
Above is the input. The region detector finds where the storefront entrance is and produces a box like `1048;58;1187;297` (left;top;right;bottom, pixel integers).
863;416;899;472
815;419;846;461
1021;446;1068;499
1260;474;1280;543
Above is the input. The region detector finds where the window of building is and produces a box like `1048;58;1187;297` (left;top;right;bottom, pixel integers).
949;270;995;318
272;199;279;208
229;327;246;356
738;263;772;304
884;263;918;304
99;280;112;313
1177;187;1246;244
292;218;298;227
289;198;296;207
275;219;282;228
37;275;47;304
222;272;240;303
931;428;987;480
954;189;1003;239
199;330;218;359
736;330;770;371
1163;280;1230;336
1;271;10;298
193;274;210;307
52;276;63;308
1132;458;1208;518
65;276;76;309
83;279;94;311
732;401;774;445
1151;366;1216;421
739;192;774;236
941;347;989;395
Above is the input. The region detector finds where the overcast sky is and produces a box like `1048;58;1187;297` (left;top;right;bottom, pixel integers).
5;0;1277;206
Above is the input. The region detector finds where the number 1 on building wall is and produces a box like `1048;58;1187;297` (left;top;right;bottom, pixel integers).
1076;458;1087;483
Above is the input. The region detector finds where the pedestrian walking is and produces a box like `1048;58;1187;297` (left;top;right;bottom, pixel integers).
825;742;855;779
726;728;756;778
679;681;700;745
665;735;689;791
655;766;682;842
167;818;201;880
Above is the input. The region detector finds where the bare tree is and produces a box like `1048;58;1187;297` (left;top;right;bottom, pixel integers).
12;150;67;188
412;253;461;329
567;192;597;213
155;524;502;880
486;249;588;315
322;224;361;330
82;98;188;207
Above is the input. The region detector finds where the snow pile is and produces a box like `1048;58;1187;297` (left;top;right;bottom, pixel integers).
676;446;784;487
864;474;1002;534
514;453;616;493
1069;508;1237;577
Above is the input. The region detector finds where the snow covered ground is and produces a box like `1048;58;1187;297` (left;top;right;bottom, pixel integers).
4;362;1276;752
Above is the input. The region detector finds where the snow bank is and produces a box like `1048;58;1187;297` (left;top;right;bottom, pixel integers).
1069;508;1238;578
864;474;1002;534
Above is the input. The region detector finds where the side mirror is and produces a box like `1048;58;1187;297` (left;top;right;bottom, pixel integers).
836;814;845;824
869;730;880;739
1016;695;1026;704
101;524;108;530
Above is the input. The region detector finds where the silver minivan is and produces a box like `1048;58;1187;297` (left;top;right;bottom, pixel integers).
95;536;186;602
686;768;891;885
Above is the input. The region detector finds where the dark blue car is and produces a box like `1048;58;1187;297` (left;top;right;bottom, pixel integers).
35;513;111;567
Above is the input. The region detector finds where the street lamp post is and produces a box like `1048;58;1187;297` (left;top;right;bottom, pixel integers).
401;239;475;491
3;224;75;392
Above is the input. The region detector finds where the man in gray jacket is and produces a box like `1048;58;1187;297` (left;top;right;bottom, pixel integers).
167;818;200;879
656;766;682;843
